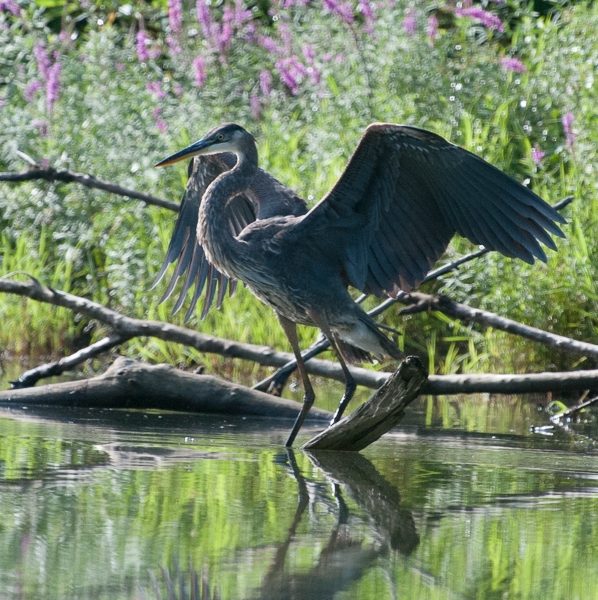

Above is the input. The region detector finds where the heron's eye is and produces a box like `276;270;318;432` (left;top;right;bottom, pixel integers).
217;134;224;141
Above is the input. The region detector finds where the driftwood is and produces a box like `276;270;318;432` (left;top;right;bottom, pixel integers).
303;356;428;451
0;356;332;420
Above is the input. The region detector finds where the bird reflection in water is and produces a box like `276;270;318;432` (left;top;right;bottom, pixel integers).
254;450;419;600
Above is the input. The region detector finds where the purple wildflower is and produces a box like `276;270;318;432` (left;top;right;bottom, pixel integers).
147;81;168;98
34;43;50;81
0;0;20;15
234;0;252;26
173;82;184;96
259;69;272;96
24;80;42;102
196;1;211;37
531;144;545;166
427;15;439;45
499;57;526;73
59;30;71;45
562;112;576;150
323;0;354;24
258;35;281;54
153;108;168;134
217;21;233;53
402;15;416;36
167;34;182;55
456;6;505;32
302;44;316;64
322;53;332;62
279;23;292;54
114;62;125;71
193;56;207;87
46;61;61;113
251;94;261;120
357;0;376;21
335;53;346;63
33;120;48;137
136;30;150;62
168;0;183;33
275;56;307;95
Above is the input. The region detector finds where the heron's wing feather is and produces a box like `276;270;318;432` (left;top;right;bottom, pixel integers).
303;123;565;297
152;154;307;320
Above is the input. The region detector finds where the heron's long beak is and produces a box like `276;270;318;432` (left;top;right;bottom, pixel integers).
154;139;211;168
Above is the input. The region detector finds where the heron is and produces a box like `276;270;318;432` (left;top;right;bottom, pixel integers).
153;122;566;447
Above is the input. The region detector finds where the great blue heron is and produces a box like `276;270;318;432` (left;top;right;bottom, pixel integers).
154;122;566;446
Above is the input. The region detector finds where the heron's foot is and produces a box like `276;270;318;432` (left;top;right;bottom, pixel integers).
330;376;357;426
285;389;315;448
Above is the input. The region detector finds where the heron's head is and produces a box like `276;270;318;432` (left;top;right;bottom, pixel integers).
154;123;252;168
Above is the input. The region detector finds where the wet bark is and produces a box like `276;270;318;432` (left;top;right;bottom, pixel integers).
302;356;428;451
0;357;332;420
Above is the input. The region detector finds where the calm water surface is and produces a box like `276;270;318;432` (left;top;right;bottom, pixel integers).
0;389;597;599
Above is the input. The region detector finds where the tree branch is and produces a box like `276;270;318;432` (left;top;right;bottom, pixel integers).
10;334;129;388
399;291;598;359
0;166;179;212
0;275;381;388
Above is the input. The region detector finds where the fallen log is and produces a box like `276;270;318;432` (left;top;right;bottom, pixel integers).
0;357;331;420
302;356;428;451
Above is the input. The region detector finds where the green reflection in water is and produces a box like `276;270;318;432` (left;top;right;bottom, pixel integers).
0;403;597;600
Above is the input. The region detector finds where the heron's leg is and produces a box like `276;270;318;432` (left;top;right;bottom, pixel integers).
277;313;316;448
252;332;329;395
307;312;357;426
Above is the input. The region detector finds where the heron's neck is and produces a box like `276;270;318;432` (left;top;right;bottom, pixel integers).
198;145;258;275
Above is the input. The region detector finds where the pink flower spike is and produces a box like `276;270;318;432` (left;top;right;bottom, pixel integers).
136;30;150;62
168;0;183;33
34;43;51;81
24;80;42;102
402;15;416;35
193;56;207;87
562;112;576;150
531;144;545;166
46;61;61;113
499;57;526;73
259;70;272;97
456;6;505;32
251;94;261;120
427;15;438;45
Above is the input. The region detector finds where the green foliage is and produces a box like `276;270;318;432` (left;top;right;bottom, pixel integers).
0;0;596;376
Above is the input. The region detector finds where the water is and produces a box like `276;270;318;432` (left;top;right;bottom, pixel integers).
0;393;597;599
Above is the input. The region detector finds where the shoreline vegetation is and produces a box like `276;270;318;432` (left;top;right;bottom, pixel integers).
1;0;597;387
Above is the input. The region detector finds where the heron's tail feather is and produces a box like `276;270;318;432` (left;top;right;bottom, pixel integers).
335;315;405;362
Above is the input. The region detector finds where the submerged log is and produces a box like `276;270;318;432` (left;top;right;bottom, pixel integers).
302;356;428;451
0;357;331;420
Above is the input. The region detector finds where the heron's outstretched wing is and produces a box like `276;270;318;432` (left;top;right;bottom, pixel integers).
152;153;307;321
302;123;566;297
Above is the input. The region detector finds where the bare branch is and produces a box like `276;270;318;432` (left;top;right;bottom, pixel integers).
10;334;129;389
0;166;179;212
400;291;598;359
550;394;598;422
0;276;382;388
